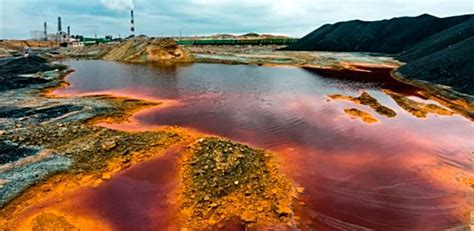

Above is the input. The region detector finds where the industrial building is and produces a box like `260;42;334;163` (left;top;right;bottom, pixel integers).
30;10;136;46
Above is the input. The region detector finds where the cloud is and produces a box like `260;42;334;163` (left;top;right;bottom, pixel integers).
1;0;473;39
100;0;134;11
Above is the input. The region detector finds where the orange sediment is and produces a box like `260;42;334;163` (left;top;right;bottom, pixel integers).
344;108;379;124
175;137;300;229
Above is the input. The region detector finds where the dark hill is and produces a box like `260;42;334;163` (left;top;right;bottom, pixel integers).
285;14;472;54
398;18;474;61
398;36;474;95
284;14;474;95
0;56;66;92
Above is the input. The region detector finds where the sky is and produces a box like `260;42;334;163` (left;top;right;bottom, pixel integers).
0;0;473;39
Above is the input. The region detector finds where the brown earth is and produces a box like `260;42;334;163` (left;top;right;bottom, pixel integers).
0;40;58;57
0;40;58;50
344;108;379;124
0;124;189;230
177;137;300;229
328;92;397;118
65;37;193;63
384;90;454;118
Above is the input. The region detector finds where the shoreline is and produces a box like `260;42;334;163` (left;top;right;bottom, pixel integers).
0;57;303;230
0;53;472;229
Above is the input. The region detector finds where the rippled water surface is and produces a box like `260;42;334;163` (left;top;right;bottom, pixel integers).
54;60;473;230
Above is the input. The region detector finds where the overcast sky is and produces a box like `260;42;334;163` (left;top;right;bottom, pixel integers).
1;0;473;39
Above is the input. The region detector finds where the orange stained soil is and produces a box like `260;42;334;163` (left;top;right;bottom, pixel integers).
3;144;186;231
343;108;380;123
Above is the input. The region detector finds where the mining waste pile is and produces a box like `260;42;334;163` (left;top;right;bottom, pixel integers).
284;14;474;96
65;36;192;62
0;30;473;230
0;56;67;91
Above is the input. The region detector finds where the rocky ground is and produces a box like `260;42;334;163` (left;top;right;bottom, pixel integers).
0;56;67;92
177;137;299;229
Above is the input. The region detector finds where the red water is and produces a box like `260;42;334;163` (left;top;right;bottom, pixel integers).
78;146;181;231
52;60;473;230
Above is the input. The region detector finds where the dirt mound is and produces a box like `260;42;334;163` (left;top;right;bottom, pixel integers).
64;43;115;59
178;137;298;229
102;37;192;62
0;48;15;57
62;37;192;62
0;56;67;91
0;40;57;50
1;56;57;74
397;36;474;95
284;14;474;96
398;18;474;61
284;14;471;54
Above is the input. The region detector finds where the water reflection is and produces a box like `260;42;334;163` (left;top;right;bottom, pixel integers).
53;60;473;230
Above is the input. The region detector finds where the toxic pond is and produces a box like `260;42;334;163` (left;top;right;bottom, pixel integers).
52;60;472;230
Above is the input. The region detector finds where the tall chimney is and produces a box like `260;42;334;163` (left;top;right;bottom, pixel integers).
58;17;62;32
67;26;70;37
44;22;47;41
130;10;135;36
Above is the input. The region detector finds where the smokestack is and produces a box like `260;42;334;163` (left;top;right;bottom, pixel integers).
44;22;47;41
130;10;135;36
67;26;70;37
58;17;62;32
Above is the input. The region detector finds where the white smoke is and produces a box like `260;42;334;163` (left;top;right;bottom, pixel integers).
100;0;134;11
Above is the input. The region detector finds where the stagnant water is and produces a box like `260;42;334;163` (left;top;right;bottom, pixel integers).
51;60;472;230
